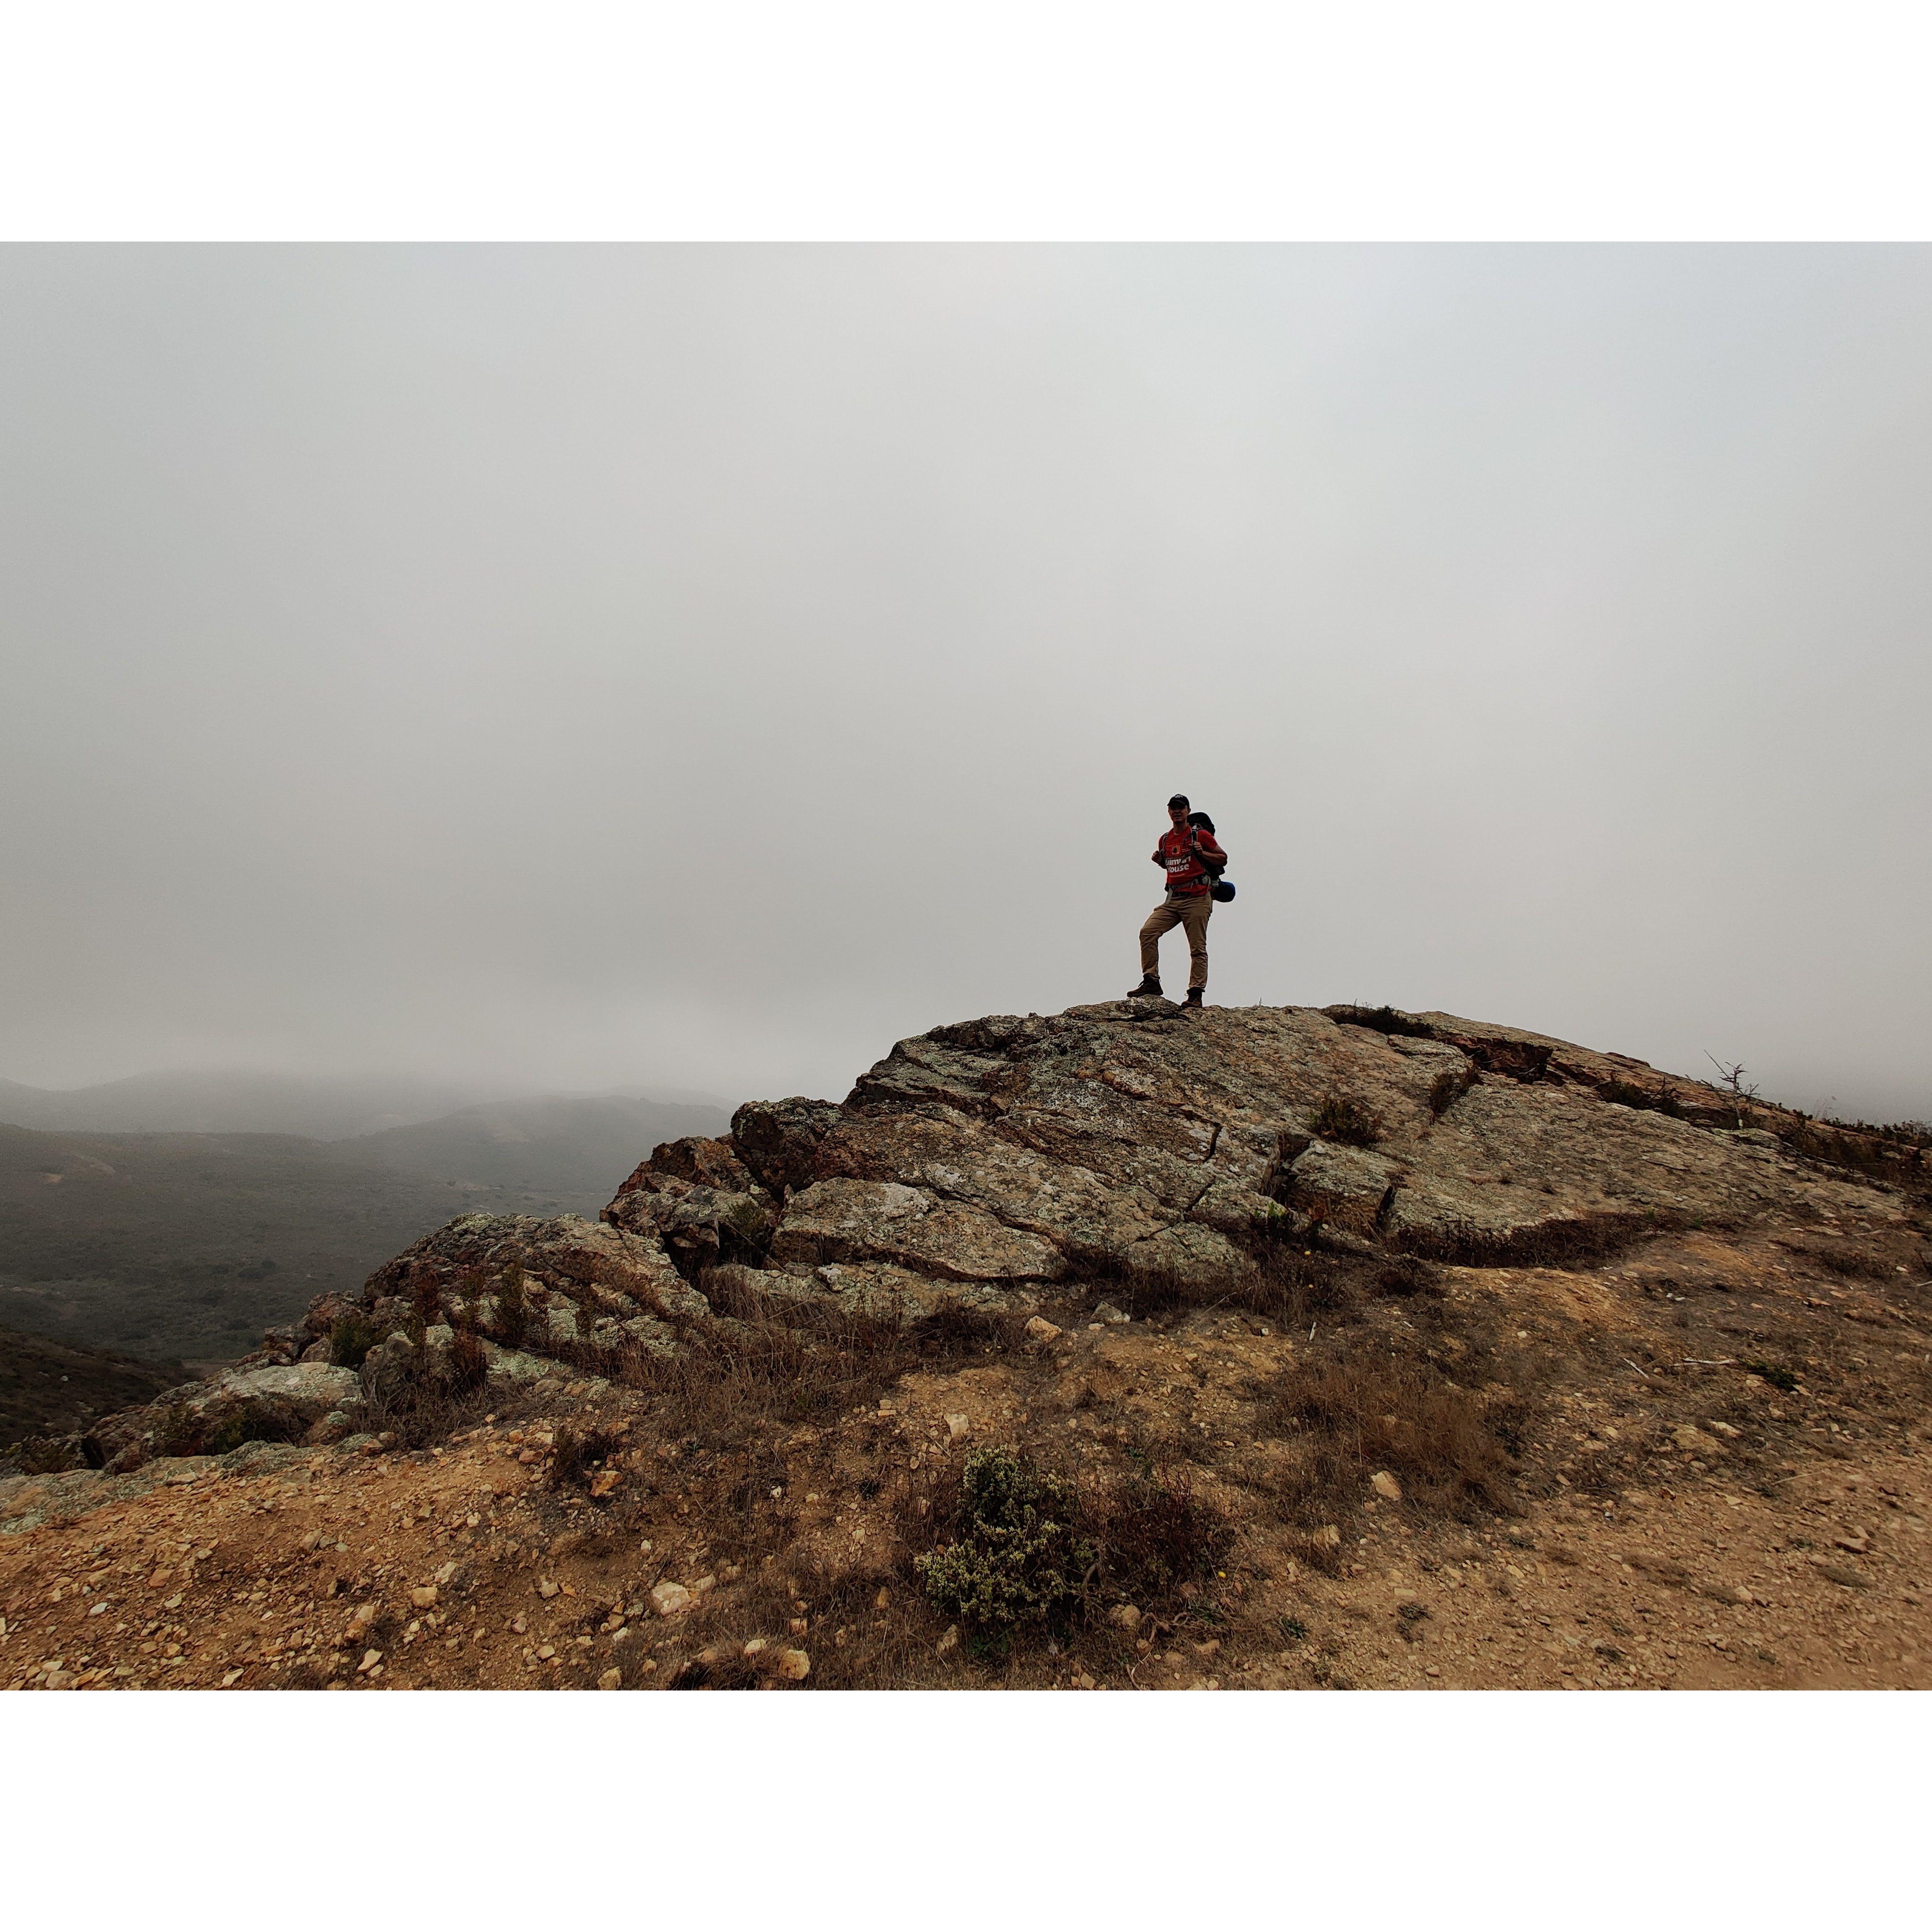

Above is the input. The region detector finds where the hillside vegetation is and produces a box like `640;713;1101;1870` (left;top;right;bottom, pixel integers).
0;1096;724;1362
0;1323;187;1444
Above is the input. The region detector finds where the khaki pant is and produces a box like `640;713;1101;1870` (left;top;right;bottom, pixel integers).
1140;891;1213;990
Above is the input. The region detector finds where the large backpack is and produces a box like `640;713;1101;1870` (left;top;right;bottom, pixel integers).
1187;811;1237;902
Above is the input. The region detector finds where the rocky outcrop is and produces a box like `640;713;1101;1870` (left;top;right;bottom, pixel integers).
355;1210;712;1345
695;999;1900;1291
603;1137;778;1280
54;997;1909;1487
80;1362;364;1473
608;998;1909;1319
57;1212;716;1478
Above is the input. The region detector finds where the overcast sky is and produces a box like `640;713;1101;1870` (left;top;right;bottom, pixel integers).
1;246;1927;1121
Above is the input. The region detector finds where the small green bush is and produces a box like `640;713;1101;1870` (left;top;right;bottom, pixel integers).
14;1434;85;1475
495;1264;531;1347
329;1312;382;1369
916;1447;1093;1629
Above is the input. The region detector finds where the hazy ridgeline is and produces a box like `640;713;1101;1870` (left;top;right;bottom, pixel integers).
0;1083;726;1362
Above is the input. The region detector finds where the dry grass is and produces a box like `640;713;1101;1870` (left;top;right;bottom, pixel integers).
1311;1092;1385;1148
1102;1239;1371;1328
359;1371;494;1452
1265;1349;1523;1529
619;1292;1025;1454
1327;1003;1436;1041
1087;1464;1231;1607
1397;1210;1676;1271
550;1420;627;1490
1596;1078;1689;1118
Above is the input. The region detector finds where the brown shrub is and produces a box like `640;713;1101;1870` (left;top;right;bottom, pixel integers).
1103;1240;1366;1327
359;1371;492;1452
1266;1351;1520;1523
408;1269;441;1340
1311;1093;1384;1148
624;1294;1024;1454
494;1264;532;1347
550;1421;627;1491
449;1328;490;1391
1088;1465;1230;1607
1375;1256;1441;1299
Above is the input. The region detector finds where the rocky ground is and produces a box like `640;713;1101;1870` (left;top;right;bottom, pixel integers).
3;998;1927;1691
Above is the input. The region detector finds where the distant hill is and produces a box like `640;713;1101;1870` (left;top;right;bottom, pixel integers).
0;1093;727;1362
0;1070;505;1139
341;1094;728;1197
0;1322;188;1448
0;1070;734;1143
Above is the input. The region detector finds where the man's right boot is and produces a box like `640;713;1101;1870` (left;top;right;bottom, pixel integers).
1127;977;1164;999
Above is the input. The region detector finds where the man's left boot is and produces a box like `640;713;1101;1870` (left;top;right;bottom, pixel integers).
1184;988;1204;1009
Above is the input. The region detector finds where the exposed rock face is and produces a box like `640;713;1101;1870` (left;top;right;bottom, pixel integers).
82;1363;364;1473
696;999;1899;1294
603;1137;777;1280
771;1178;1066;1282
355;1211;712;1353
729;1102;843;1195
52;998;1909;1479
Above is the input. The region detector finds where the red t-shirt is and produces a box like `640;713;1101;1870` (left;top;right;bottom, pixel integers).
1154;825;1226;896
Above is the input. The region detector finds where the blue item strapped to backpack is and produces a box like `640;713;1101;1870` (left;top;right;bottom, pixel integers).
1187;810;1236;902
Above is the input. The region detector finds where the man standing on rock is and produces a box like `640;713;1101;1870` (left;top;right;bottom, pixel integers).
1129;793;1226;1008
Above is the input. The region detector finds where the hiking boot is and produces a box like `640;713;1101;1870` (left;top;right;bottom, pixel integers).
1126;977;1164;999
1183;988;1204;1009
